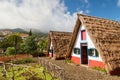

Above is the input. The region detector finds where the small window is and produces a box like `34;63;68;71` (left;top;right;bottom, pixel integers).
49;48;53;53
88;48;99;57
74;48;80;54
81;30;86;40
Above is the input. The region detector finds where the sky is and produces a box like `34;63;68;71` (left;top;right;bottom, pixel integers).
0;0;120;32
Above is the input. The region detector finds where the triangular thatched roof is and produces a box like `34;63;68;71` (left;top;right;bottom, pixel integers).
67;14;120;75
46;31;72;59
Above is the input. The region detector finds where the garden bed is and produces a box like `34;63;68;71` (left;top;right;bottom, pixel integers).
0;54;32;62
0;63;59;80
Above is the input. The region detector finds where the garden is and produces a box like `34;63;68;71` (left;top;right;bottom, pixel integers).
0;31;58;80
0;57;59;80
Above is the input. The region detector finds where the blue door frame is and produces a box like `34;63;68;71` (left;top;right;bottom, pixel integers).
80;43;89;66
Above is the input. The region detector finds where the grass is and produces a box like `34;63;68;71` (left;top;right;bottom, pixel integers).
65;58;72;63
92;66;106;73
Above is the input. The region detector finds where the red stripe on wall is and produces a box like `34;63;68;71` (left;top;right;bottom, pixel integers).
49;53;52;57
89;60;105;68
71;56;80;64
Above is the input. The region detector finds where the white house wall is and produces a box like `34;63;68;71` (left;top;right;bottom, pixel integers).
49;41;53;54
72;24;103;61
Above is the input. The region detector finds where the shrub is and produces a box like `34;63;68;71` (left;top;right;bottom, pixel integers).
5;47;15;56
66;58;71;63
13;58;36;64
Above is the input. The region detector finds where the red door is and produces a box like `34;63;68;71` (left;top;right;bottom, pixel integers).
81;44;88;64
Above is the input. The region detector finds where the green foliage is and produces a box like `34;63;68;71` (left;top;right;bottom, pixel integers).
22;36;38;56
0;64;59;80
5;47;15;56
38;38;48;53
7;33;22;54
29;29;32;36
0;33;22;54
0;38;12;49
66;58;71;63
6;33;22;46
13;58;36;64
92;66;106;73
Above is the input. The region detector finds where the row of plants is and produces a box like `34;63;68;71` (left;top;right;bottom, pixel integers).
0;64;59;80
13;58;36;64
0;57;59;80
0;54;32;62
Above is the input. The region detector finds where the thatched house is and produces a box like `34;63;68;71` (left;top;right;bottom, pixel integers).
46;31;72;59
66;14;120;75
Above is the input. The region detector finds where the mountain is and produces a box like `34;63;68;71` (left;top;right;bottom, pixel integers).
0;28;48;38
11;28;28;33
0;28;28;33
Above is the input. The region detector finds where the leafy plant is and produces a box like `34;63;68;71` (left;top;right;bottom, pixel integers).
66;58;71;63
5;47;15;56
92;66;106;73
0;64;59;80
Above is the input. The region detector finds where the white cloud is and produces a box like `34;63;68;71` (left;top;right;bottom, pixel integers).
85;10;90;14
0;0;79;32
84;0;88;3
117;0;120;7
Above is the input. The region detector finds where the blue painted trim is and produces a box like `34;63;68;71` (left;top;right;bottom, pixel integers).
86;43;89;67
89;56;99;58
80;40;87;43
80;43;82;65
80;43;89;67
87;48;99;58
73;47;81;55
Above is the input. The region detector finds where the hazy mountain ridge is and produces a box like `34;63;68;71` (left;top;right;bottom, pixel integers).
0;28;48;38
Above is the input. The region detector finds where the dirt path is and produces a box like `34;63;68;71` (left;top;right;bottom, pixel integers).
43;57;120;80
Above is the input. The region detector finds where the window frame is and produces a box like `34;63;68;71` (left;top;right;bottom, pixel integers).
73;48;80;55
88;48;99;57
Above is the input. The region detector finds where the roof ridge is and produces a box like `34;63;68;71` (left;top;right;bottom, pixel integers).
50;30;72;33
77;14;119;24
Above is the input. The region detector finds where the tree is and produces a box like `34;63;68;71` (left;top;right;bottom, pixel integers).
38;38;48;53
5;47;15;56
6;33;22;54
29;29;32;36
23;36;37;56
0;38;12;51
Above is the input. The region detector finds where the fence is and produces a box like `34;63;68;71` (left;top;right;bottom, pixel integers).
38;58;65;80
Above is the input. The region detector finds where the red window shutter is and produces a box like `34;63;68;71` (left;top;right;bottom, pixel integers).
81;30;86;40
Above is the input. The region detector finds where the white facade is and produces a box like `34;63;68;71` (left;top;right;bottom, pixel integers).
49;41;53;54
72;25;103;62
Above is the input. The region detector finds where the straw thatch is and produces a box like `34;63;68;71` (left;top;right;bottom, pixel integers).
47;31;72;59
67;14;120;75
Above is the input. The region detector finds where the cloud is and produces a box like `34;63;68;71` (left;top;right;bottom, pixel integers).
85;10;90;14
84;0;88;3
77;0;90;14
83;0;90;8
117;0;120;7
0;0;79;32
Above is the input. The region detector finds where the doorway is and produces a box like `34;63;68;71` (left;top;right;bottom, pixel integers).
81;43;88;65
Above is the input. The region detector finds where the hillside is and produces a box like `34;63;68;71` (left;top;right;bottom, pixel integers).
0;28;48;38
